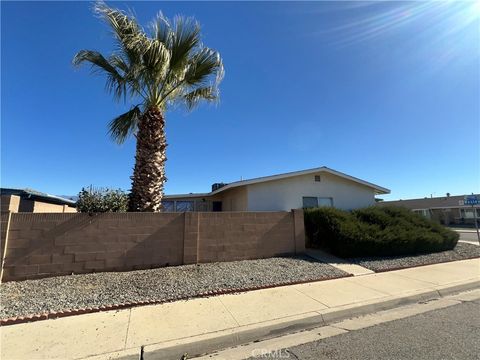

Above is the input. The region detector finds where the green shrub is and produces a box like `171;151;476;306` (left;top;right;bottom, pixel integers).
304;206;459;257
76;186;129;213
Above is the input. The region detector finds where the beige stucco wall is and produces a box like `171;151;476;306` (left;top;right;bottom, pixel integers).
246;172;377;211
1;195;76;213
219;186;248;211
32;201;76;213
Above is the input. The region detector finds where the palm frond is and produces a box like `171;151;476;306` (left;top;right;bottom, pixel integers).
107;105;142;144
73;49;122;77
184;47;224;87
183;86;218;110
152;12;172;48
75;1;225;135
169;16;201;73
73;49;127;101
94;1;148;62
109;54;145;100
142;40;171;86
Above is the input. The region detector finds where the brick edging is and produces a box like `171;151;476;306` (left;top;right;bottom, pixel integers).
0;273;352;327
370;255;480;273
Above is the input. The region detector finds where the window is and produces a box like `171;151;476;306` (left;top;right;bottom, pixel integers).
161;201;174;212
195;200;208;212
303;197;333;208
414;209;431;219
460;208;480;219
318;197;333;207
302;197;318;208
212;201;222;212
175;201;194;212
314;175;321;182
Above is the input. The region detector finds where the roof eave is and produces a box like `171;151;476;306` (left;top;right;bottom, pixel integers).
210;166;390;196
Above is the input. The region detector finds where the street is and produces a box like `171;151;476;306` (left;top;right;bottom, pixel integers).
248;301;480;360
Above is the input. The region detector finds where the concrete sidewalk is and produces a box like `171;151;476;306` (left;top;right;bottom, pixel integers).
305;248;374;276
1;259;479;360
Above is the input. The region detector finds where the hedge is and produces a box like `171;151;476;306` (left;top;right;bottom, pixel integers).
304;206;459;257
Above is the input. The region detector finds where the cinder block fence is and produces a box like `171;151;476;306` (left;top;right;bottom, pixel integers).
0;210;305;282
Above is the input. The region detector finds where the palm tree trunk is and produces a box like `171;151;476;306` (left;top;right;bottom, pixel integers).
129;107;167;212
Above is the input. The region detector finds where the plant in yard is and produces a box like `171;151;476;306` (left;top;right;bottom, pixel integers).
73;1;224;212
76;186;129;213
304;206;459;257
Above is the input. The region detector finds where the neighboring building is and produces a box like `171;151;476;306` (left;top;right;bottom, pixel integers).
163;166;390;212
378;194;480;226
0;188;77;213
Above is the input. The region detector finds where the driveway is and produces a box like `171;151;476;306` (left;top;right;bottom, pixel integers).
453;229;480;244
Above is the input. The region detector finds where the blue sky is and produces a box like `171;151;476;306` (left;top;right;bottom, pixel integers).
1;1;479;200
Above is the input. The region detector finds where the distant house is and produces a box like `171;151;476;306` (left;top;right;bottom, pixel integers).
0;188;76;213
163;166;390;212
377;194;480;226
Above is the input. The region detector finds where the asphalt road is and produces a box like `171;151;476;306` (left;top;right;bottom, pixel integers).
250;301;480;360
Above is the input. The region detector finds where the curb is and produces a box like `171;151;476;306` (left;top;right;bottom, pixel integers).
0;273;352;326
107;279;480;360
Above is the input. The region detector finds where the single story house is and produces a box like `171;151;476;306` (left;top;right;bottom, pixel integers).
0;188;77;213
377;194;480;226
162;166;390;212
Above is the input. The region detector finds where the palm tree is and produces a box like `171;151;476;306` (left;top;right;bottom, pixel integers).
73;2;224;212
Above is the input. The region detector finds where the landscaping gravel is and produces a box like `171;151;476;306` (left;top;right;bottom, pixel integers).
349;242;480;272
0;256;348;319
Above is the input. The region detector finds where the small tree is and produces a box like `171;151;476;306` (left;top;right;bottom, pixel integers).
76;186;129;213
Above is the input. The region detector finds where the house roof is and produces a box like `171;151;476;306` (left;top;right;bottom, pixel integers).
164;166;390;199
378;194;479;210
0;188;77;206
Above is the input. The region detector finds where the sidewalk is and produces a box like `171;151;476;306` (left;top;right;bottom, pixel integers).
1;259;479;360
305;248;374;276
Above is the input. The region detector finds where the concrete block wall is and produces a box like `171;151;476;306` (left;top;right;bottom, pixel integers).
0;211;305;282
1;212;12;265
197;212;297;263
1;213;184;281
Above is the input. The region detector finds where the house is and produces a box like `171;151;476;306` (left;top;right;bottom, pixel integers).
0;188;77;213
377;194;480;226
162;166;390;212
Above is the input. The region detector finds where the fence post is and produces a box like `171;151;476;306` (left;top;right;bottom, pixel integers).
292;209;306;254
183;212;199;264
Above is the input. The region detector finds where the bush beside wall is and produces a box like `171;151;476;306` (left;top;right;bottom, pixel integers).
76;187;129;213
304;206;459;257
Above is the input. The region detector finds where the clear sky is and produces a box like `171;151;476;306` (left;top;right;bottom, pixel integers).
1;1;479;200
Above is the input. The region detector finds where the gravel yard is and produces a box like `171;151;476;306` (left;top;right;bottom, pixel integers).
0;256;348;319
349;242;480;272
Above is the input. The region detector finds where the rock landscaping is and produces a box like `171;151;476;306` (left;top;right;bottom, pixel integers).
0;256;348;320
349;242;480;272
